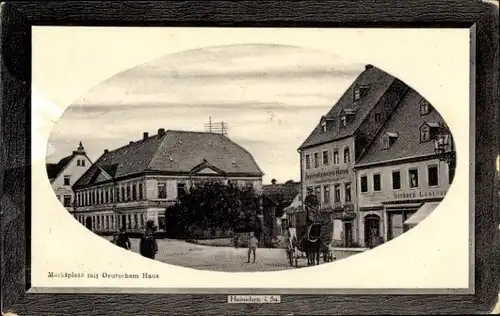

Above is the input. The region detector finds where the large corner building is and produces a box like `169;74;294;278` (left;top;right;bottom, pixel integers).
72;129;264;234
298;64;410;247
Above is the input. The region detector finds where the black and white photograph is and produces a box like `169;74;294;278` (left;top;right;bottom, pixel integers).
29;25;473;293
3;1;499;315
45;45;456;272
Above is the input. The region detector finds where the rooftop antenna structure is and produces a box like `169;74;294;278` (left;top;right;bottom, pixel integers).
204;116;229;136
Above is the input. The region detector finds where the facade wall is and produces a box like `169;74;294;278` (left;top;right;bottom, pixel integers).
300;137;358;245
51;154;92;212
356;157;451;246
74;174;263;233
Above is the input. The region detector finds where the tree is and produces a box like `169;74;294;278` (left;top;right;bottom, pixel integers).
165;182;261;239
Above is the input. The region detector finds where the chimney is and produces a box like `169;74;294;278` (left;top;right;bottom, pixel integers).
143;132;149;140
158;128;165;136
104;149;109;153
365;64;374;70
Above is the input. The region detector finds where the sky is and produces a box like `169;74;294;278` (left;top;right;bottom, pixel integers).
47;44;365;184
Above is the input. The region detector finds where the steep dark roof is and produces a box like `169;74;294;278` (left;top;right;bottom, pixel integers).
46;155;73;181
262;182;301;206
73;130;264;189
355;88;445;166
299;66;396;150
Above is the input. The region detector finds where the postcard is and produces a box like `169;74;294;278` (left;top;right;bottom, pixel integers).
30;26;472;294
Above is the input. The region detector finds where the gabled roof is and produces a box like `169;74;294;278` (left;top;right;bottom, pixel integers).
355;89;446;167
262;181;301;206
299;66;396;150
46;155;73;181
73;130;264;189
46;142;93;183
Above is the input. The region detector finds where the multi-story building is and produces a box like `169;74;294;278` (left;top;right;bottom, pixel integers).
46;142;93;213
354;88;453;247
72;129;264;234
297;64;410;247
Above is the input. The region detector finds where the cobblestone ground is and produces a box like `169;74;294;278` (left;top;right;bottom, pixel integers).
105;237;359;272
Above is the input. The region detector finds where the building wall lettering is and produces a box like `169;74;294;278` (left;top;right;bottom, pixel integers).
393;189;447;200
304;168;350;181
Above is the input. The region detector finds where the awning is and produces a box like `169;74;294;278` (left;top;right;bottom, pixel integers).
404;202;440;226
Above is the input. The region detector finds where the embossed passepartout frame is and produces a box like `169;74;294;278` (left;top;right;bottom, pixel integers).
1;1;499;315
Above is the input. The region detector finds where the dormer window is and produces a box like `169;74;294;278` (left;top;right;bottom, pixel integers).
320;116;327;132
340;109;356;128
353;84;361;101
382;132;399;150
340;115;347;127
320;116;335;132
420;122;440;143
420;98;432;115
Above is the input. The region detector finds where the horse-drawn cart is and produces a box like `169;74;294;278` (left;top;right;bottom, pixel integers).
284;194;335;267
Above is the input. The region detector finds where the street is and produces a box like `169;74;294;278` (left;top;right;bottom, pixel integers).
105;237;358;272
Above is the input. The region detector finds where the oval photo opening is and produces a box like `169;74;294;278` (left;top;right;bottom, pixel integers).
46;44;455;272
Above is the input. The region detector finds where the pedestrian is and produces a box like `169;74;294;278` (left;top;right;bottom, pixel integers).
140;221;158;259
247;232;258;263
233;234;239;249
116;228;131;250
110;233;119;245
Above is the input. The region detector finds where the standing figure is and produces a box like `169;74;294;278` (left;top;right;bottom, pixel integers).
247;232;258;263
140;221;159;259
110;233;119;245
116;228;131;250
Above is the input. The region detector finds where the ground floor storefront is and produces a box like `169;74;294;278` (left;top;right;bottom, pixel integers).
74;206;167;234
358;199;442;248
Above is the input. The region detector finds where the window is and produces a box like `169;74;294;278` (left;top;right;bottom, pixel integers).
322;151;329;165
117;188;121;202
63;195;72;207
345;183;352;202
105;190;109;203
323;185;330;205
408;168;419;188
333;150;340;164
132;184;137;200
140;214;145;228
305;155;311;169
158;183;167;199
341;115;347;127
321;119;327;132
353;84;360;101
138;183;143;200
77;160;81;166
110;188;114;203
343;147;350;163
392;171;401;190
314;153;320;168
382;135;390;150
121;187;125;202
81;159;86;167
127;215;132;229
334;184;341;202
360;176;368;193
133;214;138;229
420;99;431;115
373;174;381;192
63;176;70;186
420;125;431;142
126;186;131;201
177;183;186;197
100;191;104;204
106;216;110;230
428;165;439;187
